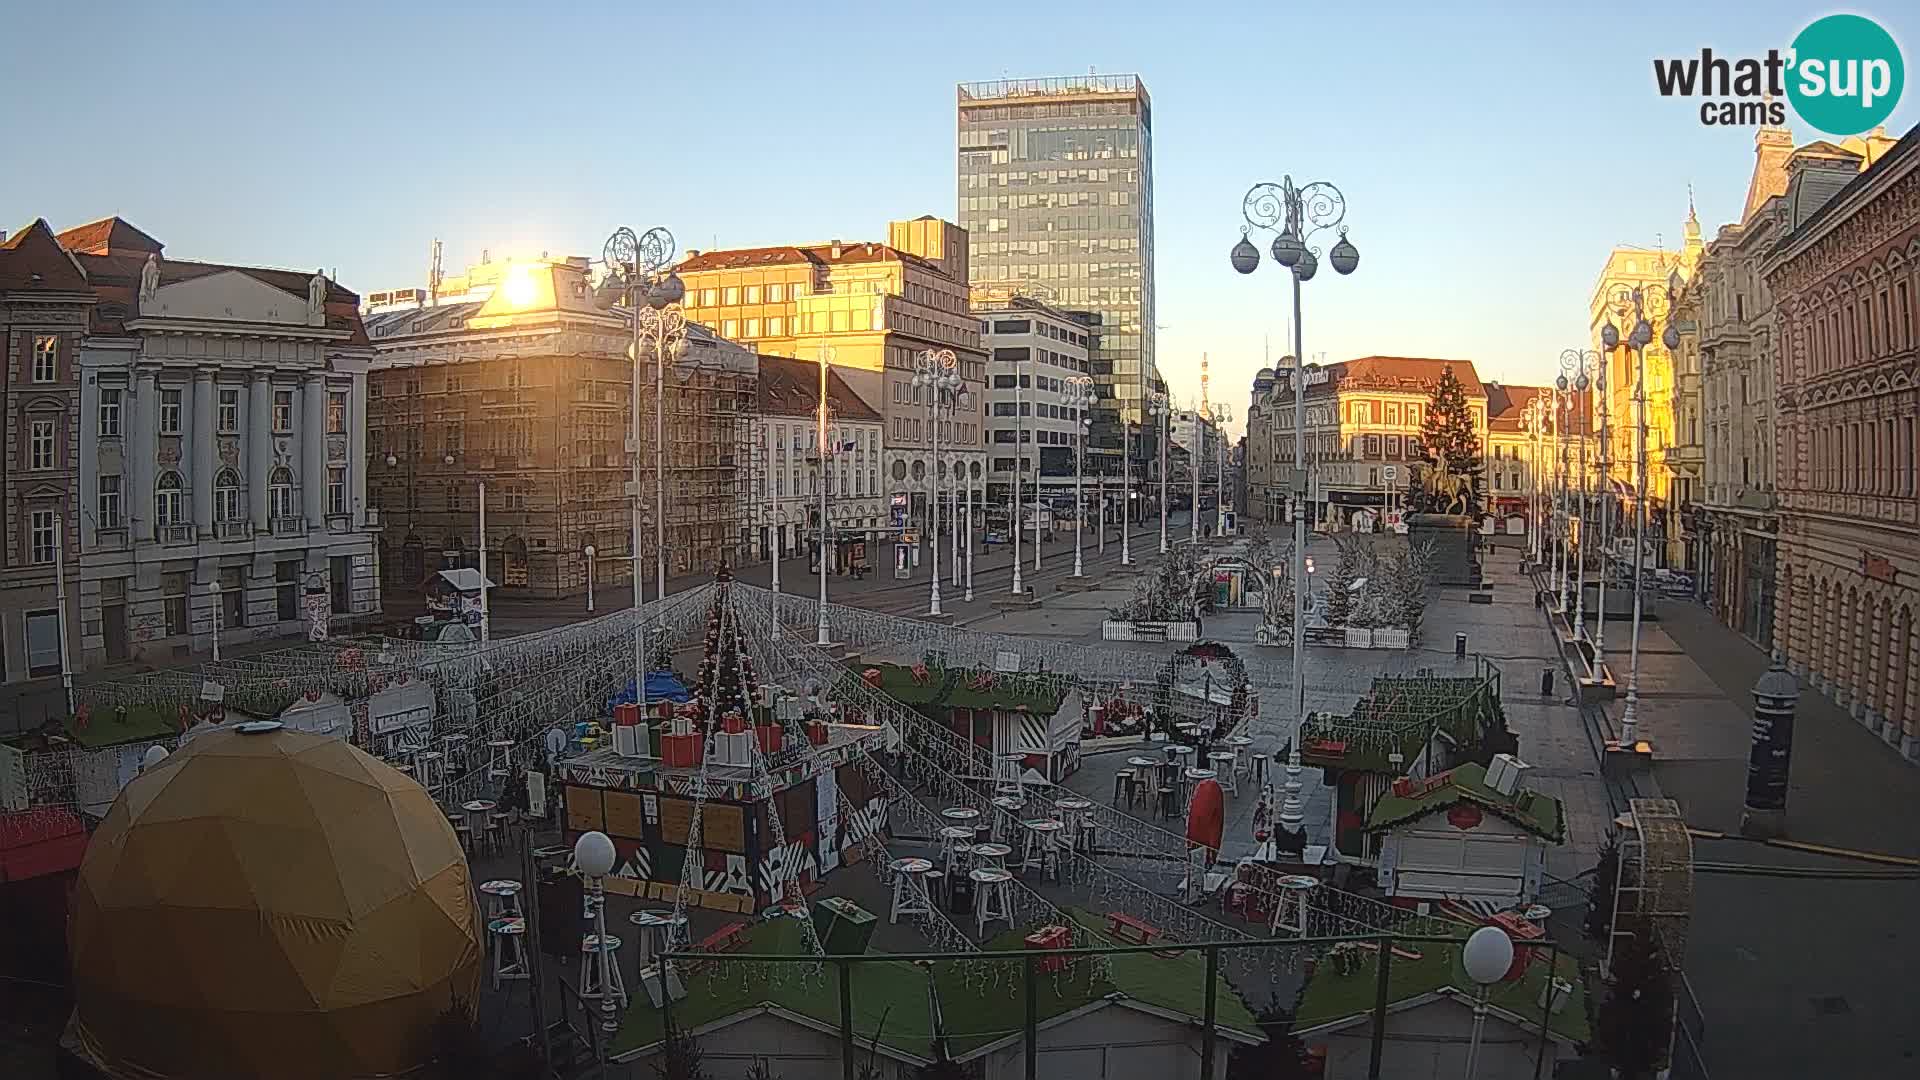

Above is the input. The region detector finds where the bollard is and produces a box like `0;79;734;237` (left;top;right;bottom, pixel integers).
1740;655;1799;838
1541;669;1554;696
1454;633;1467;659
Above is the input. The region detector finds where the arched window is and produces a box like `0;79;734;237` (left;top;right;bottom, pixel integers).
155;471;184;526
268;466;296;521
214;468;242;522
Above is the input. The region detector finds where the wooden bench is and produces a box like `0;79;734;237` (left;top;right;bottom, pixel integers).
698;921;749;954
1107;912;1160;946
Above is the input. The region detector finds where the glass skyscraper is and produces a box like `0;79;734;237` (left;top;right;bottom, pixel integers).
958;75;1156;473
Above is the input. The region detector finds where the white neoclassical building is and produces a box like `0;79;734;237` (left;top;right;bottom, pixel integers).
62;219;380;668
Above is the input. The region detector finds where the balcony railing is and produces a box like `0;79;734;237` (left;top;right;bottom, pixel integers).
271;516;307;538
216;521;250;541
159;524;195;546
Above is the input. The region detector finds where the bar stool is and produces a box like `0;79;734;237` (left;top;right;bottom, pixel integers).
923;868;948;910
1020;819;1063;882
990;796;1024;843
1251;753;1271;790
1074;812;1098;855
580;934;627;1007
487;738;516;780
488;917;529;989
479;879;524;921
971;867;1014;936
1227;736;1255;780
453;821;474;855
939;825;976;877
462;800;498;855
888;857;935;924
442;733;470;774
1158;784;1178;821
1110;771;1136;807
969;842;1011;871
1184;767;1217;810
1209;752;1240;796
414;750;445;792
629;909;684;972
1055;798;1091;852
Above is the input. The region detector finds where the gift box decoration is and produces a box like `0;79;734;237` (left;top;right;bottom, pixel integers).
805;719;829;747
754;723;783;755
1024;925;1071;973
614;703;641;728
720;712;748;735
660;732;703;768
713;730;755;768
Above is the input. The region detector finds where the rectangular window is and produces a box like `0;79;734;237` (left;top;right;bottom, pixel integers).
159;389;182;434
700;289;718;306
275;561;300;622
744;318;760;338
31;335;56;382
218;388;239;432
163;571;190;637
99;388;123;436
273;390;294;432
766;316;783;336
767;284;784;302
722;320;738;338
24;610;61;677
29;509;56;565
98;475;123;529
219;566;245;629
330;556;351;616
156;483;183;526
327;391;347;433
215;475;239;523
744;285;761;304
327;468;346;515
29;419;56;470
722;286;739;305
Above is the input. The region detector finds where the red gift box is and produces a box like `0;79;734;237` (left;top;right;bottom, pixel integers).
805;719;829;746
1024;925;1070;973
754;723;783;754
720;713;747;735
661;733;703;768
614;703;640;727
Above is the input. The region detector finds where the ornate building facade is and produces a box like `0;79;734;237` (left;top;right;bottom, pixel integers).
62;219;382;667
363;255;757;598
0;221;89;714
1765;122;1919;762
750;352;884;570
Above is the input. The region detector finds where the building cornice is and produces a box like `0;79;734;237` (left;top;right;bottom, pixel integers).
124;317;352;341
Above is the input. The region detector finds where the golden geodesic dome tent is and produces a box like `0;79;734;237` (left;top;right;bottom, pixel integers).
70;723;482;1080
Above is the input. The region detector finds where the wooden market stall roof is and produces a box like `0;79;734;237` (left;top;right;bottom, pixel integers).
1295;937;1589;1044
863;663;1065;715
1363;761;1566;842
610;909;1260;1062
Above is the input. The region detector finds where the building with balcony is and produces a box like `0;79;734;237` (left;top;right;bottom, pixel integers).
676;218;987;542
752;352;884;572
1688;124;1900;651
1259;357;1489;527
1483;382;1556;531
976;296;1095;508
59;218;381;667
1764;122;1918;762
957;75;1158;476
363;255;756;598
0;220;91;715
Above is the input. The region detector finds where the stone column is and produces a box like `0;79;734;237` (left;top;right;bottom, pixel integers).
301;373;326;527
249;371;272;531
349;374;368;527
192;369;215;534
131;369;158;541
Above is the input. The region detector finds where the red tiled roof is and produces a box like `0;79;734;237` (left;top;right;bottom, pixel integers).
1485;382;1592;431
758;353;882;422
55;216;164;256
0;219;89;292
1323;356;1486;398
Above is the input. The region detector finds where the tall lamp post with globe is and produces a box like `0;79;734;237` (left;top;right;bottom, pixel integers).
1560;349;1598;640
602;225;685;700
1064;375;1095;576
1147;390;1171;554
1599;283;1678;750
1232;175;1360;835
912;348;963;617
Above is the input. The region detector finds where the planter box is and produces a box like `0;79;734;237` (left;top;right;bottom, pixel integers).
1101;620;1199;643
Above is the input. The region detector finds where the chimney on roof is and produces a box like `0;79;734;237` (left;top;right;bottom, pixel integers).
830;240;843;258
0;229;7;244
686;249;700;258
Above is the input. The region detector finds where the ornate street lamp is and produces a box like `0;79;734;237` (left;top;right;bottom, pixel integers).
1147;390;1172;554
1561;349;1598;641
603;225;685;692
912;349;962;617
1233;175;1359;834
1064;375;1095;576
1598;283;1679;748
1212;402;1235;537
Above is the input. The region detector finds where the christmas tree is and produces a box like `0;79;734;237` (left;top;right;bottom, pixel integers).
1415;365;1483;517
1325;537;1361;627
1596;930;1675;1080
692;564;759;727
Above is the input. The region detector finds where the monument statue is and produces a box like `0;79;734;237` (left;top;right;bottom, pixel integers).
1419;449;1472;516
308;272;329;322
139;254;160;303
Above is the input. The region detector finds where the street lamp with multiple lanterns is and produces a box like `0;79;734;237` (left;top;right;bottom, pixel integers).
1232;175;1360;834
912;348;963;617
1147;390;1171;554
1064;375;1095;577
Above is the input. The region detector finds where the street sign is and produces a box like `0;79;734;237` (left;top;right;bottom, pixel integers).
1383;465;1397;482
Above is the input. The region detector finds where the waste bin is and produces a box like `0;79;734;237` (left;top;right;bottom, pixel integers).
1541;669;1554;696
1454;632;1467;659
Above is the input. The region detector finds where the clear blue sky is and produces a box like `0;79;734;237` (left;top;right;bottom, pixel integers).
5;0;1914;433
